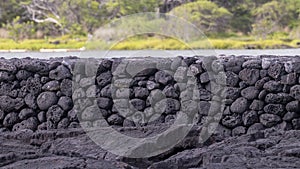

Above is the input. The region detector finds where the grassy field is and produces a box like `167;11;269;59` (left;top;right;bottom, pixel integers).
0;36;299;51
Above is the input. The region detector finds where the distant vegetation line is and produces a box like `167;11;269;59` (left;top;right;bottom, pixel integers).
0;0;299;50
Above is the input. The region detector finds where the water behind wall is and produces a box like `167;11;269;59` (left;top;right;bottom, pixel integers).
0;49;300;59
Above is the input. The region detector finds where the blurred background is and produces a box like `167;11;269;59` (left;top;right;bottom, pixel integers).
0;0;299;51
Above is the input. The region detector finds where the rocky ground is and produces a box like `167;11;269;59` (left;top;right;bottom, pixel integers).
0;126;299;169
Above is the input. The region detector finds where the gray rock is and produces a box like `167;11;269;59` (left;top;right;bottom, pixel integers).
19;108;35;120
57;118;70;129
250;100;264;111
3;112;19;128
292;118;300;129
200;72;210;83
163;85;179;98
130;99;146;111
134;87;149;99
37;92;58;110
60;79;72;97
290;85;300;100
0;61;17;72
222;114;242;128
97;97;113;109
100;85;112;98
12;117;38;131
155;70;173;85
281;73;297;85
286;101;300;113
225;71;239;87
0;109;5;121
255;77;270;89
16;70;32;80
247;123;265;134
58;96;73;111
230;97;249;114
154;98;180;114
42;80;60;91
238;68;260;85
264;104;285;116
107;114;124;125
38;111;46;123
221;87;240;100
260;114;282;127
24;60;49;74
258;90;268;100
174;66;187;82
49;65;72;80
81;105;102;121
283;112;299;121
242;59;262;69
242;110;259;126
46;105;65;124
24;94;38;109
232;126;246;136
79;77;94;88
189;64;203;75
268;63;283;79
0;96;24;112
0;71;15;82
96;71;112;88
146;80;159;90
241;86;259;100
263;80;283;92
26;76;42;95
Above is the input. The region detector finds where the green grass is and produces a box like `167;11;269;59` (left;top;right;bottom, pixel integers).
0;37;87;51
0;36;299;51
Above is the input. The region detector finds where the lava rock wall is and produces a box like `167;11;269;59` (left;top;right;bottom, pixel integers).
0;56;300;136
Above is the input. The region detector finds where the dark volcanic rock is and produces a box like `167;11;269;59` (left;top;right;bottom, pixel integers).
260;113;282;127
130;99;146;111
42;80;60;91
58;97;73;111
264;104;285;116
263;80;283;92
19;108;35;120
230;97;249;114
242;110;259;127
49;65;71;80
96;71;112;88
3;112;19;128
286;101;300;113
60;79;73;97
290;85;300;101
0;96;24;112
222;114;242;128
16;70;32;80
241;86;259;100
238;68;260;85
268;63;283;79
37;92;58;110
46;105;65;124
97;97;113;109
155;70;173;85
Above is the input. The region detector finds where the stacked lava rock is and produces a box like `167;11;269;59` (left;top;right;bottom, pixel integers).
0;58;78;132
0;55;300;136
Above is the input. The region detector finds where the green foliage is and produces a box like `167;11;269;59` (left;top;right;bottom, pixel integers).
170;0;232;33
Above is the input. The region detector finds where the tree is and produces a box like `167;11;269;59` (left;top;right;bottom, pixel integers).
170;0;232;33
251;1;285;39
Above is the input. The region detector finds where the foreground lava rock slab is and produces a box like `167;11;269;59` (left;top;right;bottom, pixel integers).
0;55;300;168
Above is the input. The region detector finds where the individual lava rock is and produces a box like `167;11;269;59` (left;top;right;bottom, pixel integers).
58;96;73;111
155;70;174;85
268;63;283;79
230;97;249;114
241;86;259;100
26;76;42;95
49;65;72;80
19;108;35;120
107;114;124;125
3;112;19;128
242;110;259;127
221;114;242;128
260;114;282;127
60;79;73;97
16;70;32;80
25;93;38;109
290;85;300;101
46;105;65;124
12;117;38;131
238;68;260;85
37;92;58;110
0;96;24;112
96;71;112;88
